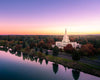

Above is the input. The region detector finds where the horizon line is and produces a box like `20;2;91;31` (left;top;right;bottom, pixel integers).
0;34;100;36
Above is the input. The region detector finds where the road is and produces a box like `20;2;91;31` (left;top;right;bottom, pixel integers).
47;50;100;69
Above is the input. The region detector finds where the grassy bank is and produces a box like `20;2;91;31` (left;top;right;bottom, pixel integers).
11;48;100;77
45;55;100;77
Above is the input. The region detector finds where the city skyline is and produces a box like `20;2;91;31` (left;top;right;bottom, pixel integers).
0;0;100;35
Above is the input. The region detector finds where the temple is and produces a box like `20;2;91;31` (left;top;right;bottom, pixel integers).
53;29;81;49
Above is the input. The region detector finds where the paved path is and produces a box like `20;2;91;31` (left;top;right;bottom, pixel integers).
47;50;100;69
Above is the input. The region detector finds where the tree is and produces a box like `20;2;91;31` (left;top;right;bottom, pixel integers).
80;43;96;56
15;44;22;51
53;46;59;56
29;42;35;49
22;41;26;48
72;50;80;61
35;47;38;52
45;50;48;55
38;40;45;48
40;47;43;53
64;44;75;53
17;40;20;44
37;51;43;58
24;46;30;54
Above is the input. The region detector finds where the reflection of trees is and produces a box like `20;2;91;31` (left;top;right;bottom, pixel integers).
52;63;58;74
35;57;38;62
11;51;35;62
72;69;80;80
45;59;48;65
39;58;43;64
16;51;21;57
64;66;67;71
9;47;17;54
29;55;34;61
9;50;16;54
22;54;28;60
0;46;8;52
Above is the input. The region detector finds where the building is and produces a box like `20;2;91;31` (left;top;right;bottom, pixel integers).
52;29;81;49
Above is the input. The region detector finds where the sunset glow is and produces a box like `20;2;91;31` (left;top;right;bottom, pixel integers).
0;0;100;35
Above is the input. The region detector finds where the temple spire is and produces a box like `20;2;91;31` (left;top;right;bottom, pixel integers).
65;28;67;34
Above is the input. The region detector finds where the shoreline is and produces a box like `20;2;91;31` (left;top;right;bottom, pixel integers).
45;55;100;77
0;47;100;77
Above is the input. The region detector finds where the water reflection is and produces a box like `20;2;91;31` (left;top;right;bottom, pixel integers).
23;54;28;60
64;66;67;71
34;57;38;62
45;59;48;65
9;49;16;54
15;51;21;57
39;58;43;64
53;63;59;74
0;47;100;80
29;55;34;61
0;46;8;52
72;69;80;80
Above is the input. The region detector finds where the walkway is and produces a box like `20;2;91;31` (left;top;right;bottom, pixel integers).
47;50;100;69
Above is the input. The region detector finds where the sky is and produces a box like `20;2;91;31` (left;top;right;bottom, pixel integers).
0;0;100;35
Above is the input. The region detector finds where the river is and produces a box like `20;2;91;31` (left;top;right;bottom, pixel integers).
0;50;100;80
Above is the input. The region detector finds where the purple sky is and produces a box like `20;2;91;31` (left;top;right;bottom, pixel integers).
0;0;100;35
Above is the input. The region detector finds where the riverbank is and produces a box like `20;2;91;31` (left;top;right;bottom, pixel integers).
0;47;100;77
45;55;100;77
22;49;100;77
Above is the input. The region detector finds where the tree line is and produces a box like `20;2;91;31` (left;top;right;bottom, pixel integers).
0;35;100;60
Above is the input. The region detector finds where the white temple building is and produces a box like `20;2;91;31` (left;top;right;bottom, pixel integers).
52;29;81;49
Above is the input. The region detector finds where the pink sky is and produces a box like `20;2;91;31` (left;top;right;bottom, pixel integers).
0;0;100;35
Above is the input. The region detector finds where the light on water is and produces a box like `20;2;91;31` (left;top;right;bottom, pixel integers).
0;50;100;80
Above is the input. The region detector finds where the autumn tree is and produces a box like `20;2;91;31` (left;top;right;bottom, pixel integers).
38;40;45;48
15;44;22;51
64;44;75;53
24;46;30;54
80;43;96;56
29;42;35;49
